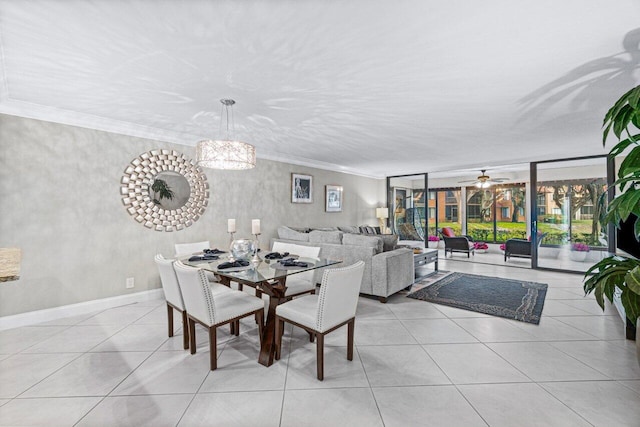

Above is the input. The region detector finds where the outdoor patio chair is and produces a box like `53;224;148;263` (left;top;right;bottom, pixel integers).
438;227;475;258
504;232;547;261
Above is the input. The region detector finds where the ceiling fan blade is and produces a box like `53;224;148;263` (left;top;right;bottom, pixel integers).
458;179;479;183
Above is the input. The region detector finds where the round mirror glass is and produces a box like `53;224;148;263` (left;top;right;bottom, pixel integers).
150;171;190;210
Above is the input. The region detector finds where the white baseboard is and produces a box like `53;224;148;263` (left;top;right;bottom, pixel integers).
0;289;164;331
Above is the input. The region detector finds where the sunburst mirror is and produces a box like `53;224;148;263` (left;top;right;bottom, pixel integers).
120;149;209;232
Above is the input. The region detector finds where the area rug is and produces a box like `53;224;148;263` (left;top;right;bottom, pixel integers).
407;272;547;324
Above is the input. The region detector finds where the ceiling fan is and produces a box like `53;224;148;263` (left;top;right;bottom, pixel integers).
458;170;508;188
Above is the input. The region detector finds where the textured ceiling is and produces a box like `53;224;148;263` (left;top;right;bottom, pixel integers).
0;0;639;178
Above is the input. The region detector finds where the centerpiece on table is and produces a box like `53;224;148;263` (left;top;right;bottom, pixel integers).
427;235;440;249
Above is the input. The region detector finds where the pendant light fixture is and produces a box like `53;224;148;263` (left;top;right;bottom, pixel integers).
196;99;256;170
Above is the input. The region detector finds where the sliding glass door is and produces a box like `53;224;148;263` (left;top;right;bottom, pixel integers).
532;157;611;273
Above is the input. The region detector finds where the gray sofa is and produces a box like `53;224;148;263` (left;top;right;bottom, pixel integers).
273;226;414;302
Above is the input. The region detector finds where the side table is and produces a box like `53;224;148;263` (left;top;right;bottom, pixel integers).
414;249;438;282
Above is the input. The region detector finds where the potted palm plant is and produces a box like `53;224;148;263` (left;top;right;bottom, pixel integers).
584;85;640;363
151;178;175;206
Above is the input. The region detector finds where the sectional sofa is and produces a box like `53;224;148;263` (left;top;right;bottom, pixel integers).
272;226;414;302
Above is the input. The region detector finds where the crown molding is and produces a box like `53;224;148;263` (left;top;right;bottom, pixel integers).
0;99;385;179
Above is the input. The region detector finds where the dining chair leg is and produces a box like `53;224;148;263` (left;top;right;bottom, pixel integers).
209;326;217;371
181;310;189;350
275;316;282;360
234;320;240;336
309;331;315;342
347;319;354;361
167;304;174;337
189;318;197;355
230;322;235;335
316;333;324;381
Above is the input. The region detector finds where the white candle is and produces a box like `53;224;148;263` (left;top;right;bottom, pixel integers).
252;219;261;235
227;219;236;233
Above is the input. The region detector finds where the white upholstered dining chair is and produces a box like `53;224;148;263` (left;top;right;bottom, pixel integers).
271;241;321;299
155;254;233;350
275;261;365;380
154;254;190;350
173;260;264;370
174;241;222;284
174;241;211;257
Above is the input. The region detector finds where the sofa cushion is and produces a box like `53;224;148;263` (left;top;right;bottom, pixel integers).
309;227;338;232
337;225;360;234
343;233;383;254
277;226;310;242
380;234;398;252
289;226;311;233
309;230;343;244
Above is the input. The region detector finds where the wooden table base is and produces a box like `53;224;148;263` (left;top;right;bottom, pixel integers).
220;276;287;367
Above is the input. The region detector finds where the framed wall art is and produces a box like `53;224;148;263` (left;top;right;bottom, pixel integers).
291;173;313;203
325;185;343;212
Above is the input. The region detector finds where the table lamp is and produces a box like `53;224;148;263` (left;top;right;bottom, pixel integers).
376;207;389;233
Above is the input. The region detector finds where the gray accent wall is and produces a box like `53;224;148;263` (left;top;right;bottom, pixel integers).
0;114;385;316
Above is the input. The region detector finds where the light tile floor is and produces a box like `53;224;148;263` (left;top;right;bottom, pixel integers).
1;260;639;426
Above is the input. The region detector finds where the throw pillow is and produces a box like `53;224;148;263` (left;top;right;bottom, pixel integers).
380;234;398;252
309;230;343;244
398;223;422;241
359;225;378;235
343;233;383;254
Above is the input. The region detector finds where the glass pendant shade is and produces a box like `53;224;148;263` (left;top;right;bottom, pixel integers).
196;99;256;170
196;139;256;170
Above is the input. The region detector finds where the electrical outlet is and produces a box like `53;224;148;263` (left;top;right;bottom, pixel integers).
126;277;135;289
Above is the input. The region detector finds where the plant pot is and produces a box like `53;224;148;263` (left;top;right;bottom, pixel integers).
569;251;587;262
428;241;439;249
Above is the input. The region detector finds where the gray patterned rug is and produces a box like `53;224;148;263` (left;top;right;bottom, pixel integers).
407;272;547;324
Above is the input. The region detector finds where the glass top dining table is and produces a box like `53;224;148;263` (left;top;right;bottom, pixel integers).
182;254;341;285
181;253;342;366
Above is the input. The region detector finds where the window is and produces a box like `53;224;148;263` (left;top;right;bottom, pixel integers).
537;206;546;215
429;207;436;219
501;207;510;218
468;205;481;219
445;205;458;221
445;191;457;203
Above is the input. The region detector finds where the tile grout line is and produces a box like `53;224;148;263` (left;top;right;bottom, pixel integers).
415;343;491;427
353;344;386;427
279;323;294;427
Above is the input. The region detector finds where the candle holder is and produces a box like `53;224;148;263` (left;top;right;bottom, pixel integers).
252;233;261;262
228;231;236;248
